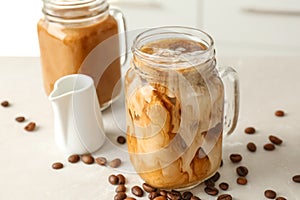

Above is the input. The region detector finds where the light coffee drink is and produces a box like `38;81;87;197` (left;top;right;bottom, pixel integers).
37;0;125;109
125;27;239;189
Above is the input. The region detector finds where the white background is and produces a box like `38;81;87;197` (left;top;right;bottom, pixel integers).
0;0;43;56
0;0;300;57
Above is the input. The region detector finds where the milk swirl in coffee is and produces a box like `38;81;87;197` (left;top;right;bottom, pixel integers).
125;31;225;189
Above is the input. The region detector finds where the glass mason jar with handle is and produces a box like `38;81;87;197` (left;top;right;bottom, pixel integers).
125;26;239;190
37;0;127;110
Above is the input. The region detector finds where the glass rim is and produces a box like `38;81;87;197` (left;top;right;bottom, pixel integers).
132;26;215;62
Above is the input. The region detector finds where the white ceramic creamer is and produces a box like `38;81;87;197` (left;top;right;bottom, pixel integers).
49;74;105;154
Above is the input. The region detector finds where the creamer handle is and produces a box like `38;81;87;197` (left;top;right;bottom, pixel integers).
219;66;240;135
110;8;128;66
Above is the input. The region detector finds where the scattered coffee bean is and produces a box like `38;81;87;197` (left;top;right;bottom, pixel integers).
117;136;126;144
114;192;127;200
210;172;221;182
131;185;144;197
81;154;94;164
124;198;136;200
1;100;9;107
264;189;277;199
153;196;167;200
148;191;159;199
244;127;256;134
264;143;276;151
115;184;126;193
159;190;168;197
52;162;63;170
108;174;119;185
168;190;182;200
117;174;126;184
276;197;287;200
219;182;229;191
220;159;223;167
275;110;285;117
182;191;193;200
15;116;25;122
190;196;201;200
142;182;156;193
292;175;300;183
24;122;36;131
236;166;249;177
230;153;242;163
95;157;107;166
237;177;247;185
217;194;232;200
109;158;122;168
269;135;283;145
204;186;219;196
204;179;215;187
247;142;257;152
68;154;80;163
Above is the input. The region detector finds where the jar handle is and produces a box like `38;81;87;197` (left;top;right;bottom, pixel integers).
219;66;240;135
110;8;128;66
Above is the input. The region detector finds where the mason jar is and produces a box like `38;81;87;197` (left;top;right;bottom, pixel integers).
37;0;126;109
125;26;239;189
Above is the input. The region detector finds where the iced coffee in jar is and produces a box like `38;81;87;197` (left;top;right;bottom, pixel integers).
125;27;239;189
37;0;126;109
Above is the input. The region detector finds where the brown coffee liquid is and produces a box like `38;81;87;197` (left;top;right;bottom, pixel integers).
38;14;121;107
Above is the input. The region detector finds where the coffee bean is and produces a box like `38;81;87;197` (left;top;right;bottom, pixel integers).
264;189;277;199
217;194;232;200
247;142;257;152
204;179;215;187
236;166;249;177
244;127;256;134
108;174;119;185
236;177;247;185
159;190;168;197
142;182;157;193
117;174;126;184
131;185;144;197
166;192;181;200
168;190;182;200
81;154;94;164
24;122;36;131
204;186;219;196
68;154;80;163
15;116;25;122
148;191;159;199
182;191;193;200
264;143;275;151
117;136;126;144
115;184;126;193
230;154;242;163
95;157;107;166
114;192;127;200
275;110;285;117
1;100;9;107
52;162;63;170
220;159;223;167
219;182;229;191
210;172;221;182
190;196;201;200
276;197;287;200
269;135;283;145
292;175;300;183
109;158;122;168
153;196;167;200
124;198;136;200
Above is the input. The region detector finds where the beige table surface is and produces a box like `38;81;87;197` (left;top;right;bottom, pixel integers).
0;56;299;200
